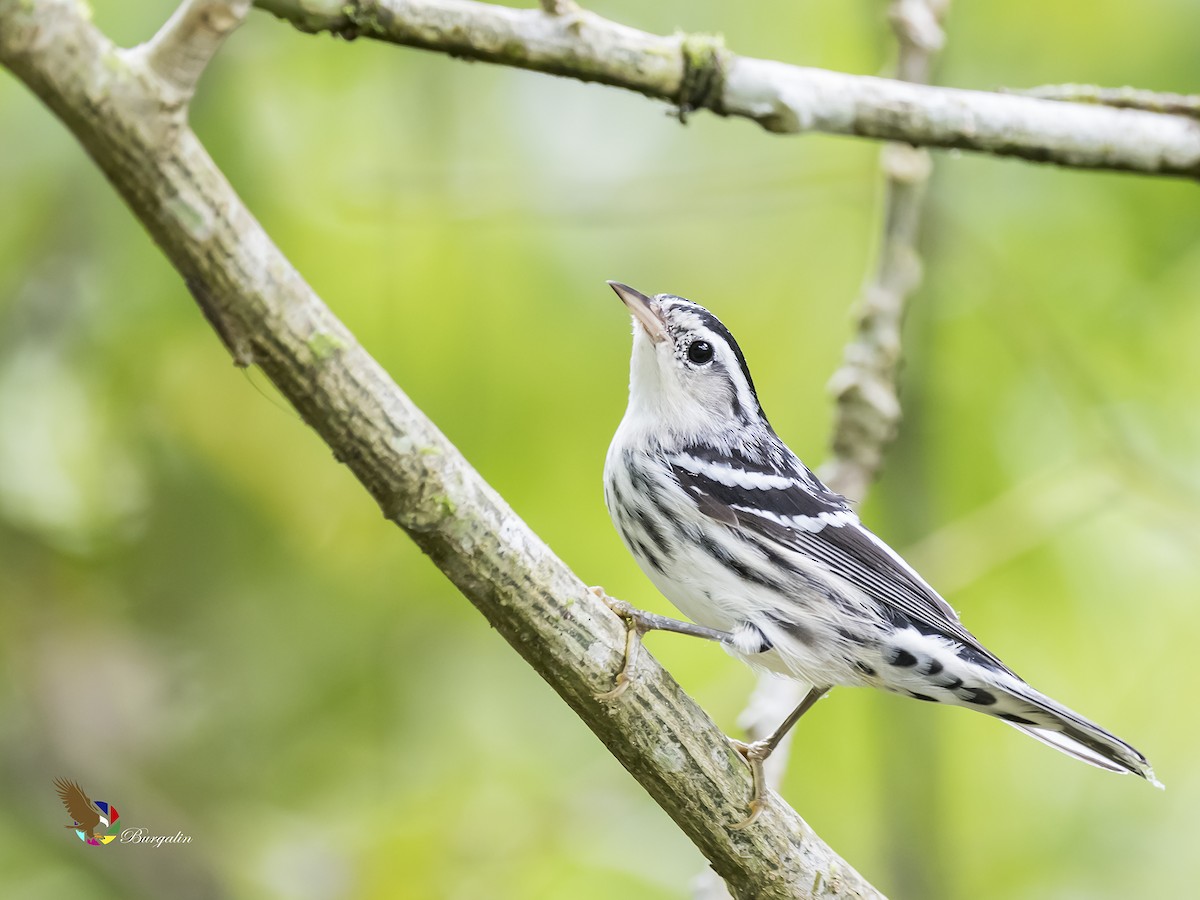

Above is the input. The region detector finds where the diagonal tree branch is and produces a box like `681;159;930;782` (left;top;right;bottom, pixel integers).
0;1;883;897
253;0;1200;179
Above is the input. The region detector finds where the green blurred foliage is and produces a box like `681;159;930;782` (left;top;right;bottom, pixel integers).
1;1;1197;897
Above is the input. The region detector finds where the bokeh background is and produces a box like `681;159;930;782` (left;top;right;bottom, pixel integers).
2;1;1198;897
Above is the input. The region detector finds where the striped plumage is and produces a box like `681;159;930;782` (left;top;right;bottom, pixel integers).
602;281;1159;799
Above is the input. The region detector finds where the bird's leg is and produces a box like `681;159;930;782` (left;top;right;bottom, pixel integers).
729;685;830;829
591;586;732;700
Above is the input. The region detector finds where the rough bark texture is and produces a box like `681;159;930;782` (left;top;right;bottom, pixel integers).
0;1;883;897
255;0;1200;178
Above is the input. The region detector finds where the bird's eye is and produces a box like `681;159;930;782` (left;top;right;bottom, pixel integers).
687;340;714;365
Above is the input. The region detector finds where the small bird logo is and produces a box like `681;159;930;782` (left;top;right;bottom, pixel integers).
55;778;120;845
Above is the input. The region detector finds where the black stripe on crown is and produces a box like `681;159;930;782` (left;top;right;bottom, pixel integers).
660;295;765;421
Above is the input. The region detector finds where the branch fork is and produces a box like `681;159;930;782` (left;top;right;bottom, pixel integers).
128;0;251;112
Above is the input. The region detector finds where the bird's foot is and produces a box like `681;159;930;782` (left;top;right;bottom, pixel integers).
591;587;734;699
728;737;774;829
591;586;649;700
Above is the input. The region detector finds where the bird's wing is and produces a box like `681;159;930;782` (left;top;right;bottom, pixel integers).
54;778;101;828
670;453;1008;671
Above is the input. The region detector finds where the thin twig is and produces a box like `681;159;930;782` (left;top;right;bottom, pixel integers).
1015;83;1200;119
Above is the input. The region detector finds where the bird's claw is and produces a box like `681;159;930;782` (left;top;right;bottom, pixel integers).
728;737;772;829
591;586;649;701
590;586;637;621
595;669;633;701
730;797;768;831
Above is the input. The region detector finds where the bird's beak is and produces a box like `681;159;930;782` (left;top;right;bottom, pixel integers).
607;280;668;344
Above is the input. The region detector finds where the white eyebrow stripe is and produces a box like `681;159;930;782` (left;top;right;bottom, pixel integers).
667;313;761;419
710;335;760;420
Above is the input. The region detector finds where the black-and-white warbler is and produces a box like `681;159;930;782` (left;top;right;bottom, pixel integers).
600;281;1159;826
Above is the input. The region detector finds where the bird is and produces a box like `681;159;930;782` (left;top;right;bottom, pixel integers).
599;280;1159;826
54;778;107;842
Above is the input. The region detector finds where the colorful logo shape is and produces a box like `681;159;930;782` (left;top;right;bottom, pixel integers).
54;779;122;846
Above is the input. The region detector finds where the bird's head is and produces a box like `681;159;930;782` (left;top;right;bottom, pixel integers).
608;281;768;440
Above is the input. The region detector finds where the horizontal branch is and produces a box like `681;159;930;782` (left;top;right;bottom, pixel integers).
254;0;1200;178
0;1;882;897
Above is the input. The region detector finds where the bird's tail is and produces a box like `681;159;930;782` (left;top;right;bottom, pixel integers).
989;678;1161;787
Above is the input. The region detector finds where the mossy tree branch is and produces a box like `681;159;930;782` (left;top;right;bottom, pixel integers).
0;1;883;897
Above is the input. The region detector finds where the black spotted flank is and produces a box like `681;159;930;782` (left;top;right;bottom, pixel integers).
632;538;665;575
696;533;788;594
854;662;876;678
909;692;938;702
958;687;997;706
922;659;943;676
628;458;655;495
632;505;671;558
886;648;918;668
